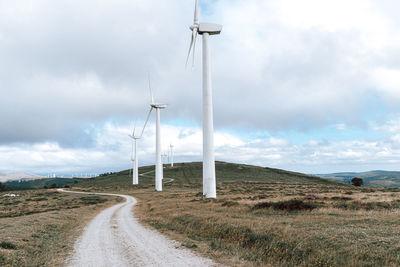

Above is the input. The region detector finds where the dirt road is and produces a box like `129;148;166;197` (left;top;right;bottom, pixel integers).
58;189;215;267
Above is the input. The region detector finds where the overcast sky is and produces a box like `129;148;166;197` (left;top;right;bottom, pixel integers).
2;0;400;175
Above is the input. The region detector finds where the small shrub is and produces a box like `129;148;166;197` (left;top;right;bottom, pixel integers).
331;196;353;201
33;197;48;201
182;242;198;248
304;194;317;200
253;199;318;212
0;241;17;250
334;201;397;210
351;178;363;187
0;182;6;192
221;201;239;207
79;196;107;205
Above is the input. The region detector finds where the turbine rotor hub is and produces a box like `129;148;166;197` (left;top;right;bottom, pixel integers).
190;24;199;31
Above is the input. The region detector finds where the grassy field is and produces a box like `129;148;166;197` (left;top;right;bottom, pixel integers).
2;161;400;266
72;162;400;267
0;189;122;266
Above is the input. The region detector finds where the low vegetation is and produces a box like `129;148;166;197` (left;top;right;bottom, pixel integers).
71;162;400;267
0;182;7;192
0;189;121;266
252;199;318;211
3;162;400;266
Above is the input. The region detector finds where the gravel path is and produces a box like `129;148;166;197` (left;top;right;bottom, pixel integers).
58;189;216;267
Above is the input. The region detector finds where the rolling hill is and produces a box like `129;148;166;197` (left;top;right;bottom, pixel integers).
3;162;345;191
318;170;400;187
0;172;45;183
75;161;343;189
4;177;88;190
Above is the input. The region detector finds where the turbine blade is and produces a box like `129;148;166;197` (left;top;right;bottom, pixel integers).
185;31;195;68
133;119;137;137
148;73;154;104
194;0;199;24
192;28;198;68
131;140;134;160
140;107;153;138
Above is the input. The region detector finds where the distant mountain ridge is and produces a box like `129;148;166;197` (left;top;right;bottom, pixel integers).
0;172;45;183
318;170;400;187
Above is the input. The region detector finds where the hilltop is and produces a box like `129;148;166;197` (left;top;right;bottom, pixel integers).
76;161;342;189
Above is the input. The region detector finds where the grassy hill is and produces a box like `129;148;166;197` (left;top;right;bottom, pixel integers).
4;178;87;190
76;161;342;190
319;170;400;187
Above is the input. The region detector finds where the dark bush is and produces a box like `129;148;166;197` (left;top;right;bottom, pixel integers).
331;196;353;201
351;177;363;187
0;182;6;192
50;183;57;188
0;241;17;250
334;200;398;210
221;201;239;207
79;196;107;205
253;199;318;211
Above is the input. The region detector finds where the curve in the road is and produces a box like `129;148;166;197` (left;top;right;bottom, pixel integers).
139;168;175;184
58;189;215;267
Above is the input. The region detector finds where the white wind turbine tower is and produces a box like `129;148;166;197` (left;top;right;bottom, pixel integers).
170;144;174;167
162;152;168;166
144;77;167;191
186;0;222;198
128;123;140;185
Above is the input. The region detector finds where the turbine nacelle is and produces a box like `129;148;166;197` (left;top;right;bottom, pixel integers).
186;0;222;68
198;23;222;35
150;103;167;109
128;134;140;140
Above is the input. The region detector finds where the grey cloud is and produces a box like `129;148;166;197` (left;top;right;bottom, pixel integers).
1;0;400;148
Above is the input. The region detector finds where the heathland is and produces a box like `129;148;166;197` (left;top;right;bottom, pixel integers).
1;161;400;266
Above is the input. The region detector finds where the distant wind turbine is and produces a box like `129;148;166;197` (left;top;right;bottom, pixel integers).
128;122;140;185
144;76;167;191
170;144;174;167
186;0;222;198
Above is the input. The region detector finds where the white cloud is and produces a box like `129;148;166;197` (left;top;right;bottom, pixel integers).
373;67;400;100
2;121;400;174
3;1;400;173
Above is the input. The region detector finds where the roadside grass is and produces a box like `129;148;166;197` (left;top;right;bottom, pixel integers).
68;162;400;266
132;183;400;267
0;189;121;266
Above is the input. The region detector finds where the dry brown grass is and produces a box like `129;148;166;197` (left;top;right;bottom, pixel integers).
4;162;399;267
0;189;121;266
131;182;400;267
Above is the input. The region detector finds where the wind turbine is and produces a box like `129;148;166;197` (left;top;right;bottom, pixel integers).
162;152;168;166
186;0;222;198
144;77;167;191
128;123;140;185
170;144;174;167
